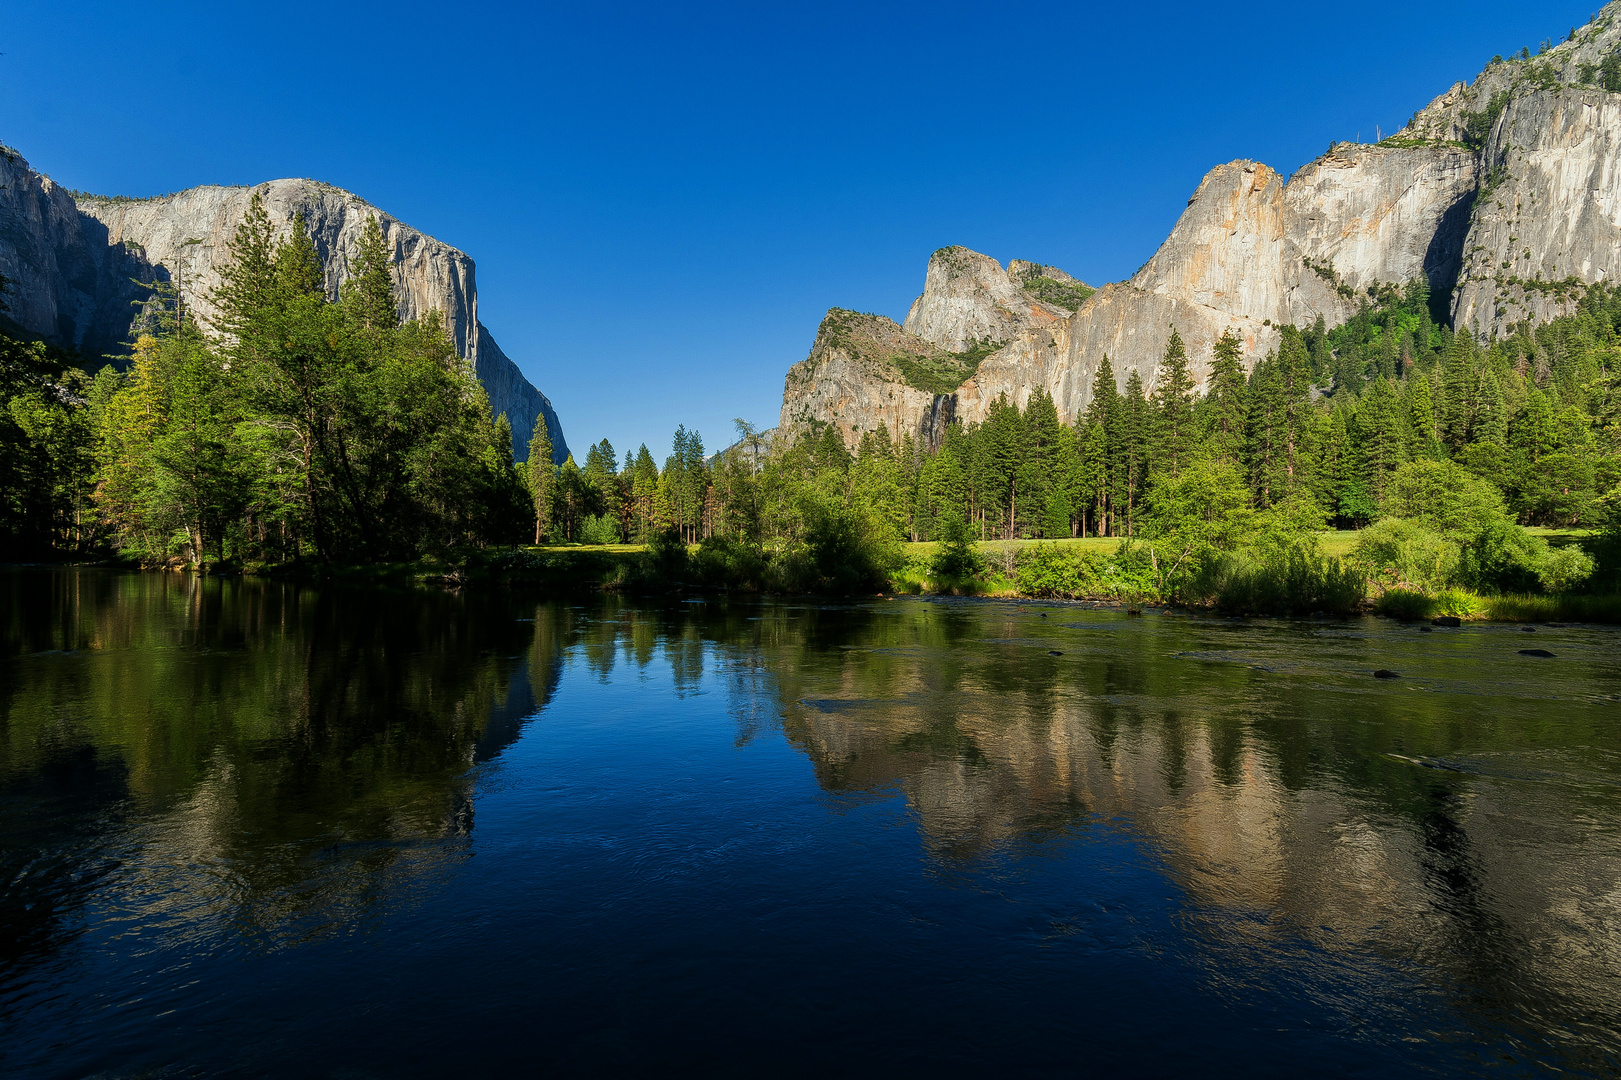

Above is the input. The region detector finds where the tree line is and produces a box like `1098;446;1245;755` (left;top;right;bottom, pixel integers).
522;278;1617;546
3;221;1618;603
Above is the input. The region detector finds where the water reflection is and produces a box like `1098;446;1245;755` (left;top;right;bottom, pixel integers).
3;571;1620;1074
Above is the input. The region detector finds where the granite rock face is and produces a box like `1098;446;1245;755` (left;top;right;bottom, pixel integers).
775;2;1621;447
1452;89;1621;334
780;142;1480;442
777;310;951;448
0;150;565;463
902;246;1071;351
0;147;147;355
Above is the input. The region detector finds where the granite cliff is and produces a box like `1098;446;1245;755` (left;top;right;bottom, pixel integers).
0;149;566;463
778;3;1621;448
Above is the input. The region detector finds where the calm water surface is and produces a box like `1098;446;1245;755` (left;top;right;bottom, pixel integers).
2;569;1620;1077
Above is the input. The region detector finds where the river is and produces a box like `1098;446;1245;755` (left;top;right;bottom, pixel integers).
2;569;1619;1076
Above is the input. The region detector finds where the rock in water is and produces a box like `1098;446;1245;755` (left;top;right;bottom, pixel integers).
1374;670;1402;679
1431;616;1462;627
0;151;566;464
1518;649;1556;658
1047;650;1064;657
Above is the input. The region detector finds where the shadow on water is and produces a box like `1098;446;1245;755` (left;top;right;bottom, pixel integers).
3;571;1620;1075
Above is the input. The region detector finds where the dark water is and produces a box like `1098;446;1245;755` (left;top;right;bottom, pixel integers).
2;570;1620;1078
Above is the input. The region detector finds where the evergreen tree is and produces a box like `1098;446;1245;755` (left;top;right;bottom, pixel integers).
1354;377;1406;504
275;213;326;301
210;192;278;352
1151;328;1196;477
1203;328;1247;464
342;216;398;333
527;421;556;543
1120;370;1150;535
1082;356;1120;535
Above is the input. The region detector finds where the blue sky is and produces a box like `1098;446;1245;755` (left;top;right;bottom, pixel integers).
0;1;1594;460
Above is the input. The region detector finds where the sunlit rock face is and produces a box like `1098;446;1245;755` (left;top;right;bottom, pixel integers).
777;4;1621;446
777;149;1480;442
0;151;565;463
902;246;1071;352
775;310;948;449
1453;89;1621;335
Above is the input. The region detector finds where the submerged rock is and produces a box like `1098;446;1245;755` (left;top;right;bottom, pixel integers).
1374;669;1402;679
1518;649;1556;658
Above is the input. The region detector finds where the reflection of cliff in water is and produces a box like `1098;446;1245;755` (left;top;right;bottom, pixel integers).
754;599;1621;1062
0;570;570;971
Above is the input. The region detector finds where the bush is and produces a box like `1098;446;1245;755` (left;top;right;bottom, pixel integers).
643;527;689;582
1538;544;1596;592
1457;518;1547;593
1373;588;1434;620
1349;517;1459;593
1592;488;1621;589
579;514;621;545
930;514;986;580
1372;587;1485;621
1381;460;1508;538
690;533;766;589
1196;541;1365;615
800;494;900;593
1015;544;1108;598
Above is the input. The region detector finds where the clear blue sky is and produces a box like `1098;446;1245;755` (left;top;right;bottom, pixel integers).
0;1;1594;461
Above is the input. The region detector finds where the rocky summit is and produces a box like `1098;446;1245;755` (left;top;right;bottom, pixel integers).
0;151;566;463
778;2;1621;449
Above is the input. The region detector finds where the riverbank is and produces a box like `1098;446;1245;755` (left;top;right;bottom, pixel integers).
26;528;1614;623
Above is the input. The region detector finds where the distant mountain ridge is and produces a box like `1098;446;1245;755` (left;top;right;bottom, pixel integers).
0;150;566;464
778;2;1621;449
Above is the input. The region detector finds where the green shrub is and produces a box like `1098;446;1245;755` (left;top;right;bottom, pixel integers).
1373;588;1434;620
1198;544;1365;615
930;515;986;580
1015;543;1108;598
643;527;689;581
1381;460;1509;538
1349;517;1459;593
1372;587;1485;620
579;514;621;545
1429;588;1486;618
800;494;900;593
1538;544;1596;592
1457;519;1547;593
690;534;766;589
1592;489;1621;590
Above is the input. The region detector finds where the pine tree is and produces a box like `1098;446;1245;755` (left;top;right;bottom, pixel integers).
1082;356;1120;535
211;191;278;351
1404;371;1441;460
1120;370;1150;535
1203;328;1247;464
984;393;1024;538
343;216;398;333
1355;377;1406;504
275;213;326;301
526;421;556;543
1152;328;1196;477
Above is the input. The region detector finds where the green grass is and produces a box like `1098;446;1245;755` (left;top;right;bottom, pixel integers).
1374;586;1621;623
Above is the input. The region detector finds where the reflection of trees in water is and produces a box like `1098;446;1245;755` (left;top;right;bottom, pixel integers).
0;570;562;966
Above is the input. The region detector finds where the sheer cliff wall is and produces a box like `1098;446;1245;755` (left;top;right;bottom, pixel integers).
0;150;565;463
